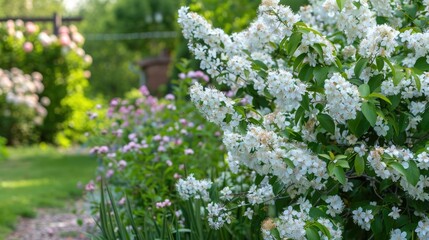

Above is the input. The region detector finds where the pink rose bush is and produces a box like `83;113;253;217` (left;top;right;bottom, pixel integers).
0;20;94;145
0;68;47;144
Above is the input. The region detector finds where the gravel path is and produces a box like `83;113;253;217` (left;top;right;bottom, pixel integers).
7;200;96;240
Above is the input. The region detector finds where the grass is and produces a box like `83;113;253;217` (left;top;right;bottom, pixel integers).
0;146;97;239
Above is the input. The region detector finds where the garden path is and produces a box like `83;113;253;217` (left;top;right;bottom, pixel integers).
6;200;95;240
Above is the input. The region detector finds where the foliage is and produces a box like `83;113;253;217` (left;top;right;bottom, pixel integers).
0;146;97;239
175;0;429;239
0;20;95;145
0;0;64;17
86;69;225;230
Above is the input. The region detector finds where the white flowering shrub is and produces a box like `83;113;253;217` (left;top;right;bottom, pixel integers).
177;0;429;238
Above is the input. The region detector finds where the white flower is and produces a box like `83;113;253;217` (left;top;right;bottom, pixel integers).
325;195;345;217
390;229;407;240
176;174;212;201
388;206;401;220
416;218;429;239
324;73;361;124
207;202;231;229
352;207;374;231
244;207;254;220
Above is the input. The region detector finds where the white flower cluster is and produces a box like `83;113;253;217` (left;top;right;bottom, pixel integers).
416;218;429;239
176;174;212;201
390;229;407;240
359;24;399;58
207;202;231;229
352;207;374;231
400;30;429;67
190;83;241;131
266;70;307;112
324;73;361;124
247;182;275;205
223;126;328;195
337;0;376;43
325;195;345;217
178;0;300;88
272;199;341;239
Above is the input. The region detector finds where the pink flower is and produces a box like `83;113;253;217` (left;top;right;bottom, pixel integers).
178;73;186;79
106;169;114;178
118;160;127;170
175;138;183;145
153;135;162;141
184;148;194;155
59;34;71;46
155;199;172;209
174;173;182;179
85;181;95;192
165;93;175;100
25;22;37;34
118;197;126;206
158;145;166;152
139;85;150;96
166;160;173;166
58;26;69;35
23;42;33;53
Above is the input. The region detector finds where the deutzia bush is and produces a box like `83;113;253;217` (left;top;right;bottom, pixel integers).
177;0;429;238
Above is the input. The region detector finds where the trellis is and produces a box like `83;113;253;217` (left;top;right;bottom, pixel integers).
0;12;82;35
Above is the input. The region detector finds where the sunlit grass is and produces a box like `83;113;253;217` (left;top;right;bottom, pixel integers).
0;146;97;239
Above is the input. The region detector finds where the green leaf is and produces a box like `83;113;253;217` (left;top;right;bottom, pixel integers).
355;58;369;79
405;160;420;186
368;74;384;92
358;84;371;97
418;106;429;131
306;227;321;240
367;92;392;105
252;60;268;71
336;160;350;169
389;161;420;186
309;207;328;219
287;32;302;56
355;155;365;176
317;114;336;134
298;64;314;82
313;66;330;86
393;68;404;85
312;222;332;239
413;73;422;92
333;166;346;185
348;111;371;137
376;57;384;71
294;53;307;71
336;0;346;10
361;102;377;127
312;44;324;59
414;57;429;71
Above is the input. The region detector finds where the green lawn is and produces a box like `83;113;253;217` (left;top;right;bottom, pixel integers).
0;146;97;239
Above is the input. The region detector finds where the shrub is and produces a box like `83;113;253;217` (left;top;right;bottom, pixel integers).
0;68;47;145
175;0;429;239
0;20;94;145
